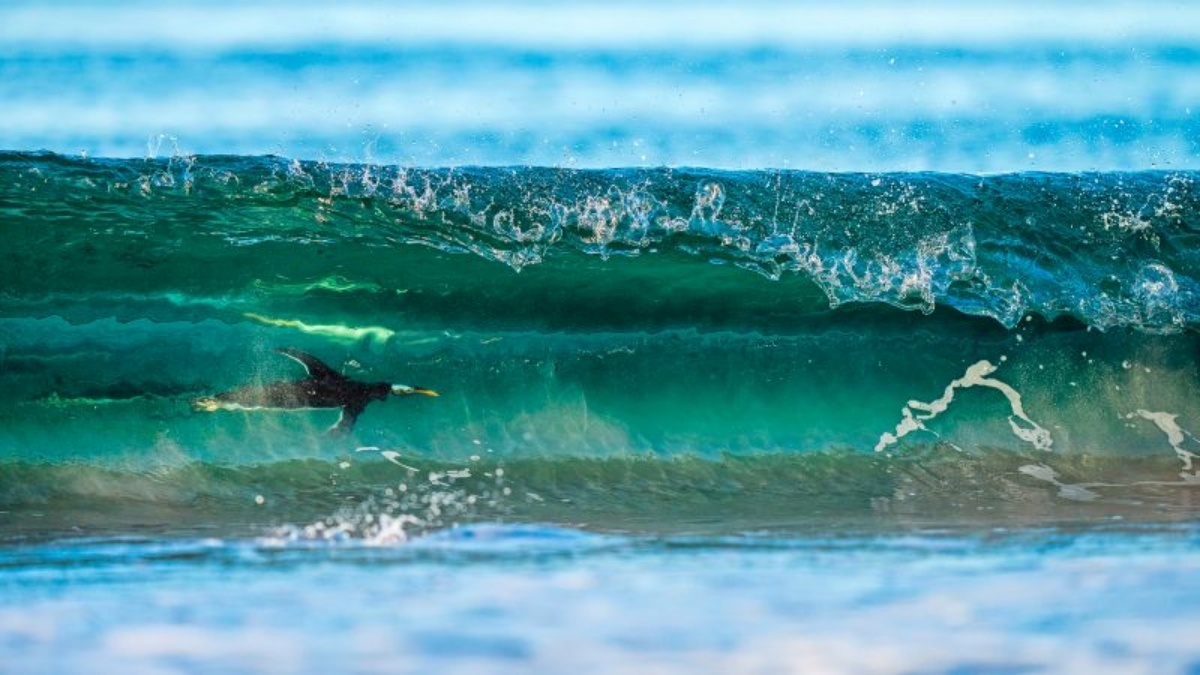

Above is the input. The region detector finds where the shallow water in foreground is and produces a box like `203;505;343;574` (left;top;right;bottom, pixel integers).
6;526;1200;673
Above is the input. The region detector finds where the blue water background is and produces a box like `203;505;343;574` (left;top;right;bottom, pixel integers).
3;0;1199;170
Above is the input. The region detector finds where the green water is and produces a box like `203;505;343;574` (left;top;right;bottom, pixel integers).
2;156;1199;542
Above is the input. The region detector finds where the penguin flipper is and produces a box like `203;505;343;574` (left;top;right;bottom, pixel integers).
329;404;364;435
276;348;342;381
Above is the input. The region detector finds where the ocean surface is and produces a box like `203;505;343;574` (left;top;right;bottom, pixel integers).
3;1;1200;673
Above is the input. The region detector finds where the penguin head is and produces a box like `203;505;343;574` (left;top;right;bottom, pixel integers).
391;384;440;397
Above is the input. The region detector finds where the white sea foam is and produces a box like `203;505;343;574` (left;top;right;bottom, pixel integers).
1131;410;1200;479
1019;413;1200;501
354;446;423;473
876;359;1053;453
1017;464;1100;502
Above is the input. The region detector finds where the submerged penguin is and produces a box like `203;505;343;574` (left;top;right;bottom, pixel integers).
192;348;438;433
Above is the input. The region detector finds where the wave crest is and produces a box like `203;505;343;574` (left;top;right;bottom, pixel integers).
2;153;1198;331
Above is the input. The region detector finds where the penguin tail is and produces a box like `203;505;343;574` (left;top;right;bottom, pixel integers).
192;396;221;413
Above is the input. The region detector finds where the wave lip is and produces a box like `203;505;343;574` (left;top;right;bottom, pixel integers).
2;153;1196;332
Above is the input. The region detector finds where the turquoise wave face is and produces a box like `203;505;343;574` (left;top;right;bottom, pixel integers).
1;153;1198;536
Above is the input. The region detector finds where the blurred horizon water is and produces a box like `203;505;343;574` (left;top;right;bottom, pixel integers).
2;0;1198;170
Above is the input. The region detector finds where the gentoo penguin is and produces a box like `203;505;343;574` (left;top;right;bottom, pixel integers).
192;348;438;433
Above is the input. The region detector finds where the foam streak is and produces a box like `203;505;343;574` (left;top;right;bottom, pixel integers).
875;360;1053;453
1132;410;1200;479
